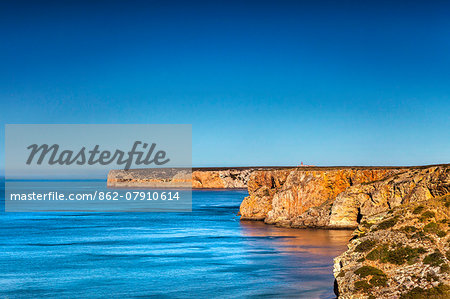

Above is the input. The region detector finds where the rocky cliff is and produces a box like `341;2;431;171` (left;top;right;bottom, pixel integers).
107;167;287;189
239;164;450;298
333;195;450;298
239;165;449;229
191;168;253;188
239;167;400;224
329;166;449;228
108;164;450;297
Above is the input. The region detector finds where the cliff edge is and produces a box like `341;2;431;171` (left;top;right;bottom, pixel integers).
334;195;450;298
239;164;450;298
107;167;291;189
239;165;449;229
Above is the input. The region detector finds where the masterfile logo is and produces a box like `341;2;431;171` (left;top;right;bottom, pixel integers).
5;124;192;212
6;124;191;179
26;141;170;170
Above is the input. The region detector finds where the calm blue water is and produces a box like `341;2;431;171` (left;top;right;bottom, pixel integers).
0;183;351;298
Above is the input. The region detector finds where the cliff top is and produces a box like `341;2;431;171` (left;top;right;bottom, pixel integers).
334;194;450;298
117;163;449;172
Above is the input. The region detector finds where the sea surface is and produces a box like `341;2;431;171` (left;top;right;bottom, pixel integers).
0;182;352;298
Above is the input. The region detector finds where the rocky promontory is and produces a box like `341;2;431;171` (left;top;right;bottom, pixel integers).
108;164;449;297
107;167;290;189
334;195;450;298
238;164;449;298
239;165;449;229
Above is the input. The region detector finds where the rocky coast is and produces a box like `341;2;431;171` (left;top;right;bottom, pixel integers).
238;164;449;298
107;167;290;188
107;164;450;298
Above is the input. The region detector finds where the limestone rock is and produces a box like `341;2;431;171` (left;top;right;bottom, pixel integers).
239;167;400;225
330;166;450;228
333;195;450;298
239;165;449;229
107;167;270;189
239;169;291;220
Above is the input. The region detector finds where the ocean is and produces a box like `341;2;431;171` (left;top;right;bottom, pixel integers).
0;182;352;298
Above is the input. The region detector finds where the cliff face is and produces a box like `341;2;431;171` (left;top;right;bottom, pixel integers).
239;165;449;229
333;195;450;298
191;169;252;188
107;167;281;189
239;167;400;224
107;168;191;188
239;169;293;220
240;165;450;298
329;166;449;228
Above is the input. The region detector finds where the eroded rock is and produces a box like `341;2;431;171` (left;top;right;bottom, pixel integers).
333;195;450;298
239;165;449;229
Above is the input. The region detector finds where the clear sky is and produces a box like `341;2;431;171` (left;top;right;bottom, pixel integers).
1;0;449;168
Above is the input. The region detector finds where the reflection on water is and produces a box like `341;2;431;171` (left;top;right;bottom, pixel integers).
0;186;352;299
239;221;352;298
241;221;352;256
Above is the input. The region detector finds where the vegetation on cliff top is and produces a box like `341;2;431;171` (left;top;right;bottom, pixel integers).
335;194;450;298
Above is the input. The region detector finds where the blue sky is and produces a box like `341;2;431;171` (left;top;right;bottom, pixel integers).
1;0;449;168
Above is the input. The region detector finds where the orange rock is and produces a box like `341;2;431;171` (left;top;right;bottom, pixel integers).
240;168;400;224
240;165;450;229
191;171;225;188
